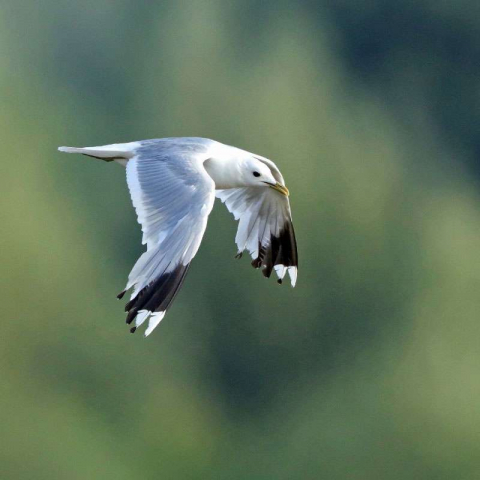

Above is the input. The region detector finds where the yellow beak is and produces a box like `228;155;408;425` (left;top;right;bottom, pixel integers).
270;182;290;196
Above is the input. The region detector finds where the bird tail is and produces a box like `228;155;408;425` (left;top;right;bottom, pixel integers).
58;142;139;163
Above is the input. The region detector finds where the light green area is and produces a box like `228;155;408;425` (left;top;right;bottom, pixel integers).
1;2;480;479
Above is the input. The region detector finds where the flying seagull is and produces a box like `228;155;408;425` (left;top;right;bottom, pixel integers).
59;138;298;336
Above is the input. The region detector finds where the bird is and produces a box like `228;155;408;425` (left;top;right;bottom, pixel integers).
58;138;298;336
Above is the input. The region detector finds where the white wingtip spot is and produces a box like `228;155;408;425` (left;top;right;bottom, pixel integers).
288;267;297;287
144;311;166;337
135;309;151;328
274;265;287;281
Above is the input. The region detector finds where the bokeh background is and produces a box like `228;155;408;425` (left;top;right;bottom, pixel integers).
2;1;480;478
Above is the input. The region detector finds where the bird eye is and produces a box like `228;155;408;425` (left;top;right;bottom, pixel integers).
253;171;260;177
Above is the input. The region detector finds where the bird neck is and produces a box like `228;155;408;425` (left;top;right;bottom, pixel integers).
204;156;244;189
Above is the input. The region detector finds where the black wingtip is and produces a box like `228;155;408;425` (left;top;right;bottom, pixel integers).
117;290;126;300
122;263;191;332
251;257;261;269
251;219;298;280
130;326;137;333
126;309;137;325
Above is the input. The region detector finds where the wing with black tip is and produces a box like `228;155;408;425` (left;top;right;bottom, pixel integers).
216;187;298;286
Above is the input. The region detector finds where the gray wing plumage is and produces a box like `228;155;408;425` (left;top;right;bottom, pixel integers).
120;140;215;336
216;187;298;286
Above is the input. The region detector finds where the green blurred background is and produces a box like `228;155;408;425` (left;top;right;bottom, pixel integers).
2;1;480;478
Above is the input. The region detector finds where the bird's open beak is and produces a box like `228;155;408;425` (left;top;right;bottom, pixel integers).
269;182;289;196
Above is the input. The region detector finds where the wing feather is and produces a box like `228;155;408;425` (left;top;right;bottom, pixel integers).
122;140;215;336
216;187;298;286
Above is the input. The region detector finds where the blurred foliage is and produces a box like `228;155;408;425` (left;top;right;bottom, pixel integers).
1;1;480;479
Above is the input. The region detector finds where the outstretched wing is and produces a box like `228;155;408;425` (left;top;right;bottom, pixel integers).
216;187;298;286
120;141;215;336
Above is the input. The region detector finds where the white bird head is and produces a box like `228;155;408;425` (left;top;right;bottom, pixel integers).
241;157;289;196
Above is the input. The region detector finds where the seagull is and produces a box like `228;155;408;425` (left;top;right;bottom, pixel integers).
59;138;298;336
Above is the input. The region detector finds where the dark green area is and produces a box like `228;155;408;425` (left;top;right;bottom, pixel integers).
2;1;480;478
